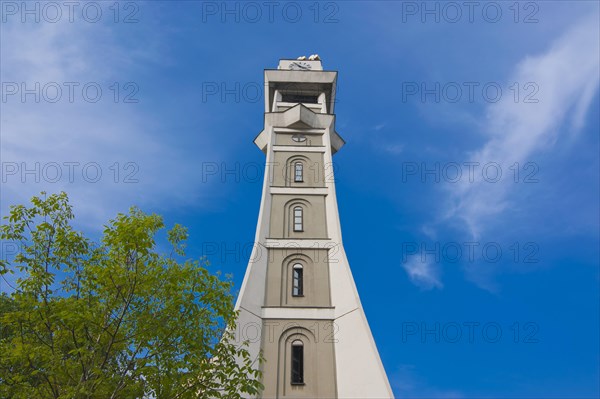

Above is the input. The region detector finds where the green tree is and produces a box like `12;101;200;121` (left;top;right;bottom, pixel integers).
0;192;262;399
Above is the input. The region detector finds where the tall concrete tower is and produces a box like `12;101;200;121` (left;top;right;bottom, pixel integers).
234;58;393;398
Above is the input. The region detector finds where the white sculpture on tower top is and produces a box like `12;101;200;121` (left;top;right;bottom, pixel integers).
296;54;321;61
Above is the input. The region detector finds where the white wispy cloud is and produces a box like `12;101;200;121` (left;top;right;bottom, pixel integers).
381;143;404;155
0;16;221;229
401;255;443;290
391;364;464;398
444;14;600;239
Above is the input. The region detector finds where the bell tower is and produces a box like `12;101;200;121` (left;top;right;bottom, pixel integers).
233;57;393;398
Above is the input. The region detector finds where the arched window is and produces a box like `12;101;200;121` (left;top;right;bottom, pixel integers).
292;264;303;297
291;340;304;384
294;162;303;182
293;206;303;232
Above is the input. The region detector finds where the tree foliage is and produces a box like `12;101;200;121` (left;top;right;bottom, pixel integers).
0;192;262;399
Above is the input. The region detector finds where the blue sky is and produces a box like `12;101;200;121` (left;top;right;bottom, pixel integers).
1;1;599;397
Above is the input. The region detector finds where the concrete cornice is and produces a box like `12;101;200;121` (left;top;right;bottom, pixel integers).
262;239;341;249
264;69;337;84
262;306;336;320
269;187;329;195
254;104;344;154
272;145;326;153
268;104;334;129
